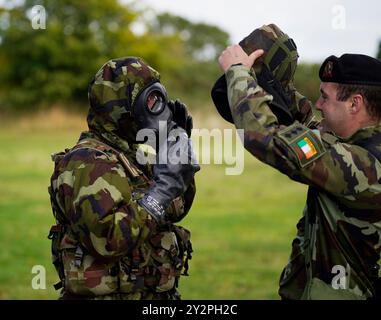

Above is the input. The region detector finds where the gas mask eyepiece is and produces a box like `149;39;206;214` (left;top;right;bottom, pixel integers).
133;81;172;132
146;90;166;114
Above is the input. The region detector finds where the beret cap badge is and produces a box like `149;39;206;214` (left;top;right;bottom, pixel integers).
322;61;333;79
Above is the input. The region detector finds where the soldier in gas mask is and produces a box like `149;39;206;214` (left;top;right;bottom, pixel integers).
48;57;199;300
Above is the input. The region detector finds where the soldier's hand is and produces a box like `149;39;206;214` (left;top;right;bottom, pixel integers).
168;99;193;137
218;45;264;72
138;124;200;225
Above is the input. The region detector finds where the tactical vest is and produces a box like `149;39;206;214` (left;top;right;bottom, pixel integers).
48;138;193;298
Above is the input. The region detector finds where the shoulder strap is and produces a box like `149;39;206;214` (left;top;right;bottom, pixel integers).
75;138;142;179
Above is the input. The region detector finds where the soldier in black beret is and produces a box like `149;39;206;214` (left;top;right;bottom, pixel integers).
217;27;381;300
317;53;381;137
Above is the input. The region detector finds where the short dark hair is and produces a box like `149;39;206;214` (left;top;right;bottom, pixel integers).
336;84;381;119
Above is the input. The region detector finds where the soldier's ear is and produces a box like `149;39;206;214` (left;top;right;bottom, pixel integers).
349;94;363;114
349;102;357;114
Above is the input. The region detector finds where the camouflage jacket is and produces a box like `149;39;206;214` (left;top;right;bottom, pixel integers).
226;64;381;300
48;132;195;300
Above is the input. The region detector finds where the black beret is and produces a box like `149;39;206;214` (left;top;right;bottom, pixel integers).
319;53;381;86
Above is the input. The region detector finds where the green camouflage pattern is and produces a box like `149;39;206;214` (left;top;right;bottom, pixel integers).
286;82;321;128
48;57;195;300
226;64;381;300
87;56;160;152
239;24;299;88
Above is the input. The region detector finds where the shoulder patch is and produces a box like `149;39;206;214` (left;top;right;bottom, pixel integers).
276;122;326;168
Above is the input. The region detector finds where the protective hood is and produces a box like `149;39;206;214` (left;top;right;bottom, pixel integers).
86;57;160;153
241;24;298;87
211;24;298;125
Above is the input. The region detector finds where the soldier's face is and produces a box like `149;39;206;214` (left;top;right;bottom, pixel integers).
316;82;352;137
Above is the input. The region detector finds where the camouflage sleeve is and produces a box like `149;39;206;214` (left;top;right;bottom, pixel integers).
55;148;155;262
286;82;320;128
226;64;381;200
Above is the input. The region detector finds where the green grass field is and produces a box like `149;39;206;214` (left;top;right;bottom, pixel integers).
0;109;307;299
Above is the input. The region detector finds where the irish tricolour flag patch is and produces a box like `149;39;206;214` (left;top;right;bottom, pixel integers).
296;137;317;159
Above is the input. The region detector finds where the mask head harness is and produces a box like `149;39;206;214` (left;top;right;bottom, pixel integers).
211;24;298;125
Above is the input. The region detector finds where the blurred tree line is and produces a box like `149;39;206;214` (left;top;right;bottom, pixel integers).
1;0;370;113
0;0;231;112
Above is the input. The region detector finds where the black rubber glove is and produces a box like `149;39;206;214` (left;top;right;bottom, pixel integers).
167;99;193;137
138;122;200;225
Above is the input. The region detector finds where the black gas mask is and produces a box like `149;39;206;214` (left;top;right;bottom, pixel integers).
211;67;293;125
133;81;172;133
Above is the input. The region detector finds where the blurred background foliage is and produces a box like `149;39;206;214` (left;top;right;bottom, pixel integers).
0;0;365;113
0;0;230;111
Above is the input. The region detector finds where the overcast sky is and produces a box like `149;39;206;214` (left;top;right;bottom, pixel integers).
139;0;381;63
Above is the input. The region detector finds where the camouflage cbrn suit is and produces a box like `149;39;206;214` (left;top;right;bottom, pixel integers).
48;57;196;300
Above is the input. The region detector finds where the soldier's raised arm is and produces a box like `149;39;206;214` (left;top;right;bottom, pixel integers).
220;45;381;202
